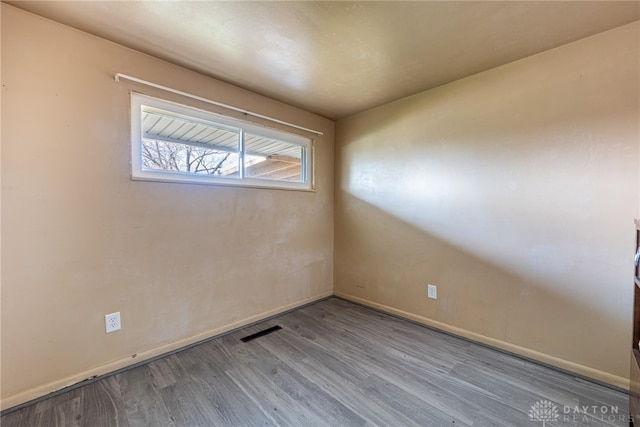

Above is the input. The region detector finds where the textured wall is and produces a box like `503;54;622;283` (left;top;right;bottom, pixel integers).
335;22;639;388
1;5;333;409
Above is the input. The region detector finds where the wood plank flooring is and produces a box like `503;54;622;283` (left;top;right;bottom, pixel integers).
1;297;630;426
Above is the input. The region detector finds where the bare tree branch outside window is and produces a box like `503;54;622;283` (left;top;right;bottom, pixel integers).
142;140;235;176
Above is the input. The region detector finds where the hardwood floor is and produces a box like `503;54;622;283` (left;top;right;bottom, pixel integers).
1;297;629;426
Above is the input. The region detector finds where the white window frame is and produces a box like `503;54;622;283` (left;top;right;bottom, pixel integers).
131;93;314;191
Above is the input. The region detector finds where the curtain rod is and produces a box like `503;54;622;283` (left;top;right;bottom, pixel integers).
114;73;324;136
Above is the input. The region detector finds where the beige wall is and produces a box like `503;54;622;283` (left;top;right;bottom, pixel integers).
335;22;639;388
1;5;333;409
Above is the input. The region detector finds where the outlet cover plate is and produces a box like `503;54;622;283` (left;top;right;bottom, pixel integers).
427;284;438;300
105;312;121;333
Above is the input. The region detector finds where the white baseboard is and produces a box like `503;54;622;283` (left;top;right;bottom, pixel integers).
0;291;333;412
334;291;630;391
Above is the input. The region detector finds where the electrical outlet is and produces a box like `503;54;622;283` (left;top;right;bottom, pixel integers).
105;312;121;333
427;284;438;300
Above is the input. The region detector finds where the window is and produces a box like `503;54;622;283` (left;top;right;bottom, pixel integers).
131;93;313;190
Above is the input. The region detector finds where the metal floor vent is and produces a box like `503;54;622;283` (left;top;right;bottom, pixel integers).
240;325;282;343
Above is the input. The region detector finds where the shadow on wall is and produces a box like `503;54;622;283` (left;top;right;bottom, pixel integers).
335;89;633;312
334;190;629;378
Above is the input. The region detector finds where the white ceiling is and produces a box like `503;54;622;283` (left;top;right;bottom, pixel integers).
8;1;640;119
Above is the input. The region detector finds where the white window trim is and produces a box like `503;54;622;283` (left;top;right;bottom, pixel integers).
131;93;314;191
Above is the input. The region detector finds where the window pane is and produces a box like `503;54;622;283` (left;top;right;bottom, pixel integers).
140;107;240;177
244;133;303;182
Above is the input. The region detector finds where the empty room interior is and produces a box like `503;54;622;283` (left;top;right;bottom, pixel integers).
2;1;640;425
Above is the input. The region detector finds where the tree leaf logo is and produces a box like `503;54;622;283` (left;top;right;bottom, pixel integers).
529;400;559;426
